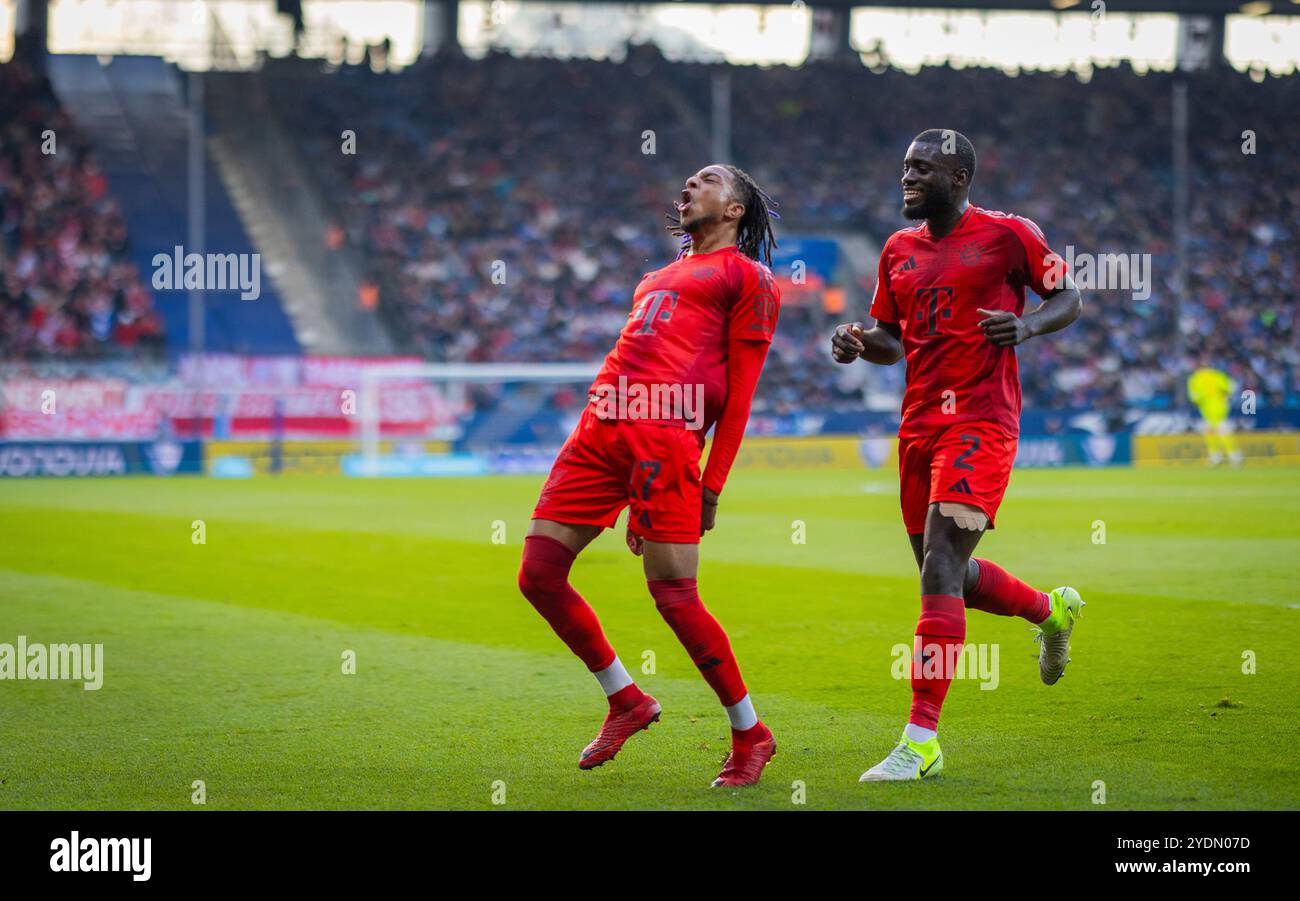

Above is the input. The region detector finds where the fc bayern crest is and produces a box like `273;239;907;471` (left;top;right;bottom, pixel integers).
959;241;989;266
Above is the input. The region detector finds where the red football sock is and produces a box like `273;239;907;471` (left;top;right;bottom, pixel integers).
648;578;748;707
966;558;1051;623
909;594;967;731
732;721;771;747
607;682;647;713
518;535;617;673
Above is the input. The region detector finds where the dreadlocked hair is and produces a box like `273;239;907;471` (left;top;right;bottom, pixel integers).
665;165;779;267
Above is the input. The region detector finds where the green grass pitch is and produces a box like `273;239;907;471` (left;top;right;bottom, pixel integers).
1;465;1298;810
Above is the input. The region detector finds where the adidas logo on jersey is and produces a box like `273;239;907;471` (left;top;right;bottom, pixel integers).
946;477;973;494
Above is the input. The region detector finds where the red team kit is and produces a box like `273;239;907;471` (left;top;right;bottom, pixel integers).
518;202;785;787
518;155;1080;789
872;205;1064;534
534;244;779;543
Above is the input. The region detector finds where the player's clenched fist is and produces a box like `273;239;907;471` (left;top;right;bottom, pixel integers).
831;322;866;363
700;488;719;536
625;526;644;556
977;308;1032;346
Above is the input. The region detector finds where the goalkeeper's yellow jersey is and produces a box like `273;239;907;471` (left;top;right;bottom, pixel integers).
1187;367;1232;421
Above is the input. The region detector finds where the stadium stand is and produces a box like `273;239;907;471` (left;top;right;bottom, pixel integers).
41;54;299;356
256;48;1298;418
1;58;164;359
5;48;1296;426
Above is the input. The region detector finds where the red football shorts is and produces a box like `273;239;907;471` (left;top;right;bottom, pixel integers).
533;406;705;544
897;420;1017;536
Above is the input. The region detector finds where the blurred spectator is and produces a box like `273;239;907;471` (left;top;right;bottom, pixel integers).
0;59;164;361
357;275;380;312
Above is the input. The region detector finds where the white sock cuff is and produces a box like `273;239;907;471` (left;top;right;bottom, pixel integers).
904;722;937;744
594;657;634;696
725;694;758;731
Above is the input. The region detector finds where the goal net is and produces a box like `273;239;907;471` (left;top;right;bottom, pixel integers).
355;362;600;477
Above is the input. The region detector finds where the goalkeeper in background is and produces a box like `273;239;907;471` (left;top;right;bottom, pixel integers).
1187;357;1243;467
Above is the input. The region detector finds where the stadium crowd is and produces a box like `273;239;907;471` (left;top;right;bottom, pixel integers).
5;47;1295;421
0;59;164;360
267;48;1298;417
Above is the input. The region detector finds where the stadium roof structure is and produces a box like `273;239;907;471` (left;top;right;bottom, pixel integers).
143;0;1300;11
513;1;1295;12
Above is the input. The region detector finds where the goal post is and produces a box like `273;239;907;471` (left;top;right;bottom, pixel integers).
357;362;601;476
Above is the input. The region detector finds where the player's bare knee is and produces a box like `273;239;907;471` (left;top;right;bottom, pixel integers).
918;547;958;593
641;539;699;583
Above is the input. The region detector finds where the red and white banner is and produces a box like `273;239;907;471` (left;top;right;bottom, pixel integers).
1;379;129;412
1;410;163;440
2;366;464;440
175;354;428;388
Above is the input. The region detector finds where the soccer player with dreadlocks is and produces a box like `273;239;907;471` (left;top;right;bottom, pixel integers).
518;164;781;787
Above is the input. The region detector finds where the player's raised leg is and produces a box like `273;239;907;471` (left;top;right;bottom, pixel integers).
642;539;775;787
924;423;1085;684
959;556;1084;685
961;556;1050;622
518;518;660;769
911;526;1087;691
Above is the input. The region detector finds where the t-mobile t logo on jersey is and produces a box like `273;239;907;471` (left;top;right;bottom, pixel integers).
631;290;678;335
915;286;954;336
50;832;151;881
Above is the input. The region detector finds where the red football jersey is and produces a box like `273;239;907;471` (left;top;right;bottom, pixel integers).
592;245;778;434
869;205;1066;439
